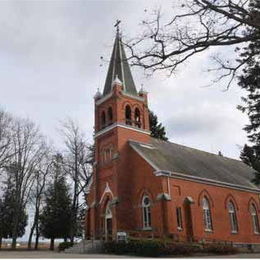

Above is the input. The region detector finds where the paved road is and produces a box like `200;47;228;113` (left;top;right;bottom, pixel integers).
185;253;260;258
0;250;132;258
1;250;260;258
197;253;260;258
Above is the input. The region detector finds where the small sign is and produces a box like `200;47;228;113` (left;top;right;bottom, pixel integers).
117;231;127;242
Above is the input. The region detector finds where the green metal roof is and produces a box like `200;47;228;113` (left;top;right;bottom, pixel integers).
103;32;137;96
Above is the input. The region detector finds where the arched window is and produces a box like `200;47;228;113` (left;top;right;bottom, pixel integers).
105;202;112;240
125;105;132;125
142;196;151;229
202;197;213;231
101;111;106;128
105;203;112;219
250;204;260;234
102;146;113;164
134;108;141;128
108;107;113;125
228;201;238;233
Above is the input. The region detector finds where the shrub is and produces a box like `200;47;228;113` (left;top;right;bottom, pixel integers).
203;243;238;255
103;240;238;257
103;241;129;255
162;243;201;256
103;240;163;257
58;242;74;252
103;240;201;257
132;240;163;257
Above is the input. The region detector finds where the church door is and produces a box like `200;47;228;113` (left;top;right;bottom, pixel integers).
184;197;194;242
105;203;113;241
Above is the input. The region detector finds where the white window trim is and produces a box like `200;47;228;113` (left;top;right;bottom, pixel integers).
202;197;213;232
228;201;238;233
176;207;183;231
250;204;260;234
142;196;151;229
142;227;152;231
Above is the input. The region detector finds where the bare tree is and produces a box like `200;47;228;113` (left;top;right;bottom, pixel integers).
126;0;260;88
60;118;93;242
3;117;48;249
0;109;14;170
27;151;53;250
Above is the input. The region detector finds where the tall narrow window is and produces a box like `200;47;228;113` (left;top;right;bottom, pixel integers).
103;150;106;163
176;207;183;230
102;147;113;163
134;108;141;128
105;149;110;161
250;204;260;234
125;105;132;125
142;196;151;229
108;107;113;125
101;111;106;129
228;201;238;233
202;197;213;231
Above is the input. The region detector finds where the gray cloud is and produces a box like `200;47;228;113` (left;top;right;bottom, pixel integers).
0;0;248;160
0;1;250;242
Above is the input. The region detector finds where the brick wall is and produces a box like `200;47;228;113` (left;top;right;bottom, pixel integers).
86;83;260;245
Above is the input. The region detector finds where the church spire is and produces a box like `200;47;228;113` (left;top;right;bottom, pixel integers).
103;25;137;96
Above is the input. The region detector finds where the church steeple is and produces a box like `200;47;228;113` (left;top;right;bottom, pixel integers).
94;26;150;135
103;29;137;96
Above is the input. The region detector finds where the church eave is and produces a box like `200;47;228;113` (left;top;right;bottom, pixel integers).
95;91;145;106
155;170;260;194
94;122;151;139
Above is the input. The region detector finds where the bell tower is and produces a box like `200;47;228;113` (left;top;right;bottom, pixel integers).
86;28;151;240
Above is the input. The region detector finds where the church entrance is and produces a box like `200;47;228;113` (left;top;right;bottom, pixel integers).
104;203;113;241
184;197;194;242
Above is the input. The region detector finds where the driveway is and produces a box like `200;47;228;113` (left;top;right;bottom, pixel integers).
0;250;132;258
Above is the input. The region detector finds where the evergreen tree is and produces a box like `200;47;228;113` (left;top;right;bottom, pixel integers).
149;110;168;141
39;162;72;250
238;1;260;183
0;198;5;248
240;145;260;184
0;176;27;247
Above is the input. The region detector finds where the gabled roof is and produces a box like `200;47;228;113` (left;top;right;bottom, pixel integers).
103;32;137;96
129;138;259;192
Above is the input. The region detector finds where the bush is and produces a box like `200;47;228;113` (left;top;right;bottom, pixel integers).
162;243;201;256
203;243;239;255
103;241;129;255
103;240;238;257
103;240;200;257
132;240;163;257
58;242;74;251
103;240;163;257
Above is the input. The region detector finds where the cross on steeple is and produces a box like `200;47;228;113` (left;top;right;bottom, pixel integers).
114;19;121;35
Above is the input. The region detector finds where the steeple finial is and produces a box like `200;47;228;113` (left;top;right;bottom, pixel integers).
114;19;121;36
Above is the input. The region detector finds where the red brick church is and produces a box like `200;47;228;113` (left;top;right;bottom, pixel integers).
85;30;260;247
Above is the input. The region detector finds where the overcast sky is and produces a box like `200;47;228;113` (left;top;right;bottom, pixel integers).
0;0;248;160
